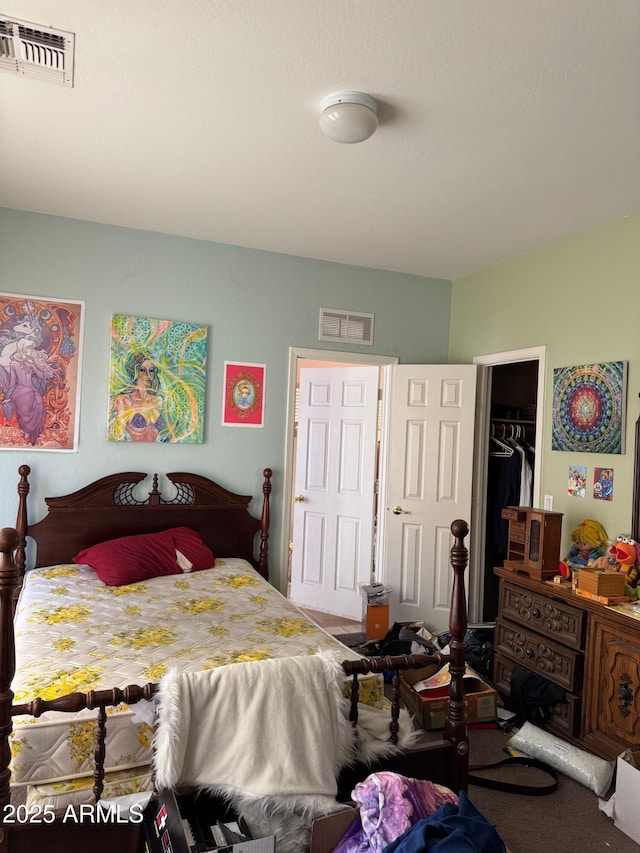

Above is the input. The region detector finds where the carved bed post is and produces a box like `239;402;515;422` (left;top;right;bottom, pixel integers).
0;527;19;823
444;518;470;793
15;465;30;582
259;468;272;580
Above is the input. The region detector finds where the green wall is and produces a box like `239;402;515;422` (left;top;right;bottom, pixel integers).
450;213;640;556
0;208;452;588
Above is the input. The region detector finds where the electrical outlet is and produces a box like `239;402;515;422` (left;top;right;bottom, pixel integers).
544;494;553;511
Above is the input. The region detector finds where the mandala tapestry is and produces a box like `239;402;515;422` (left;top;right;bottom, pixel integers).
552;361;627;454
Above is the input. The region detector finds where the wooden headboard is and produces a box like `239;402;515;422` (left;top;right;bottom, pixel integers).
14;465;273;580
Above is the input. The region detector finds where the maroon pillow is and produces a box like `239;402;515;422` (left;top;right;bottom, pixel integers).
169;527;215;571
73;529;182;586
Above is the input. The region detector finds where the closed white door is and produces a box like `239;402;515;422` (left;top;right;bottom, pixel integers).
383;364;477;632
289;365;379;619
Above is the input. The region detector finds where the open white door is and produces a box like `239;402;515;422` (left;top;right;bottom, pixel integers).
382;364;477;632
289;365;379;619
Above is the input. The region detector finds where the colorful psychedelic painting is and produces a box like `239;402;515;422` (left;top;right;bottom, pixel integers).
551;361;627;454
0;293;84;451
107;314;208;443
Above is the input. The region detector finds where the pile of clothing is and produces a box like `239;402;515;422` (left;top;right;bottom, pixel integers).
333;771;506;852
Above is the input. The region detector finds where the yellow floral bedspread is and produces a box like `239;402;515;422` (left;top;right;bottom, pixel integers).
11;559;378;786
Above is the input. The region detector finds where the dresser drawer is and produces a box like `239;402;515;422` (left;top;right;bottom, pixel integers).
493;652;582;737
508;523;526;543
501;508;526;522
499;580;586;650
495;617;583;693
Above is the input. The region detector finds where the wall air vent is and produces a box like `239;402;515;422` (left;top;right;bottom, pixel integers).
319;308;374;346
0;16;75;86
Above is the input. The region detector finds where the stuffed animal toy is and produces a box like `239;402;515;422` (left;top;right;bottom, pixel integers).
559;519;608;578
593;535;640;592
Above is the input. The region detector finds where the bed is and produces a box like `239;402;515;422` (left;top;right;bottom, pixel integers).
0;465;470;853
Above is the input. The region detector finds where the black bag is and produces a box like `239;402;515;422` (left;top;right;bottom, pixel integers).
439;627;495;682
360;622;417;657
464;628;495;682
509;664;566;727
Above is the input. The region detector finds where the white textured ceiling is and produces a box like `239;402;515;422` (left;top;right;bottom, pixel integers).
1;0;639;280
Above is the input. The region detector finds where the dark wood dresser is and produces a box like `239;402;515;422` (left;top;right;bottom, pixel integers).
494;566;640;760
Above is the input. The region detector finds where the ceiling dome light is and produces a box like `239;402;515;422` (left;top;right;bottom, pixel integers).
319;91;379;144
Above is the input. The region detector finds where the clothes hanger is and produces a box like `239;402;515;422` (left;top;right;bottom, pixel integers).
490;432;514;457
489;422;514;457
507;424;525;448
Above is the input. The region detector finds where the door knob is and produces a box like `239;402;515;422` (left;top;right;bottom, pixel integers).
391;506;409;515
294;495;305;503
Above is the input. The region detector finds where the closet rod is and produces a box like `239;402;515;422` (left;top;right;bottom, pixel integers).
490;417;535;425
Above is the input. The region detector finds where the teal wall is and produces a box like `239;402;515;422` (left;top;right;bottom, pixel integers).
450;213;640;556
5;206;638;583
0;208;452;588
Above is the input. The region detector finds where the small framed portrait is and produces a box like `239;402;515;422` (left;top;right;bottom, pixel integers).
222;362;265;427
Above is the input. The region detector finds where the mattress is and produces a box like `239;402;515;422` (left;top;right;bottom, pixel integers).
11;558;378;786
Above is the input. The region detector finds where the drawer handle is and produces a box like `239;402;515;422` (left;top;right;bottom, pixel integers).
525;648;533;657
531;608;540;618
618;673;633;718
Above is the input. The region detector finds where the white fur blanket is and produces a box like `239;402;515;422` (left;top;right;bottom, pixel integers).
153;651;418;800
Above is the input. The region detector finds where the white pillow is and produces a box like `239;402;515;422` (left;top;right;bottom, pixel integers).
175;549;194;573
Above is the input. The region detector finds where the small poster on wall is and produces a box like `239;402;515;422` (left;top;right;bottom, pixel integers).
107;314;208;443
0;292;84;451
222;361;265;427
551;361;627;454
568;466;586;498
593;467;614;501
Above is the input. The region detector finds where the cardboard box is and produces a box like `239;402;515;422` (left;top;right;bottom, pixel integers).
577;569;626;598
360;584;390;640
143;789;275;852
609;749;640;843
400;666;498;730
364;603;389;640
309;805;357;853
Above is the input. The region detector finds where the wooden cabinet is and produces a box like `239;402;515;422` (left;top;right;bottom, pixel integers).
494;575;584;739
583;613;640;758
494;567;640;760
501;507;563;581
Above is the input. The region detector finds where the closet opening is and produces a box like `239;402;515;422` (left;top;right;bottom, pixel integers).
482;359;540;621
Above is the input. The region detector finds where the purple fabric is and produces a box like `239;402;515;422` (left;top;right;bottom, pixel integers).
333;772;459;853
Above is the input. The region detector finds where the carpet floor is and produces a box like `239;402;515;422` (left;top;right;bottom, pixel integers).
465;726;637;853
336;632;367;648
11;727;636;851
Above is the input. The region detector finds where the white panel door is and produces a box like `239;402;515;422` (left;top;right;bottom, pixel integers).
289;365;379;618
383;364;477;632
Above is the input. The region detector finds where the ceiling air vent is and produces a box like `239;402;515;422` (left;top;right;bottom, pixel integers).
319;308;374;346
0;16;75;86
